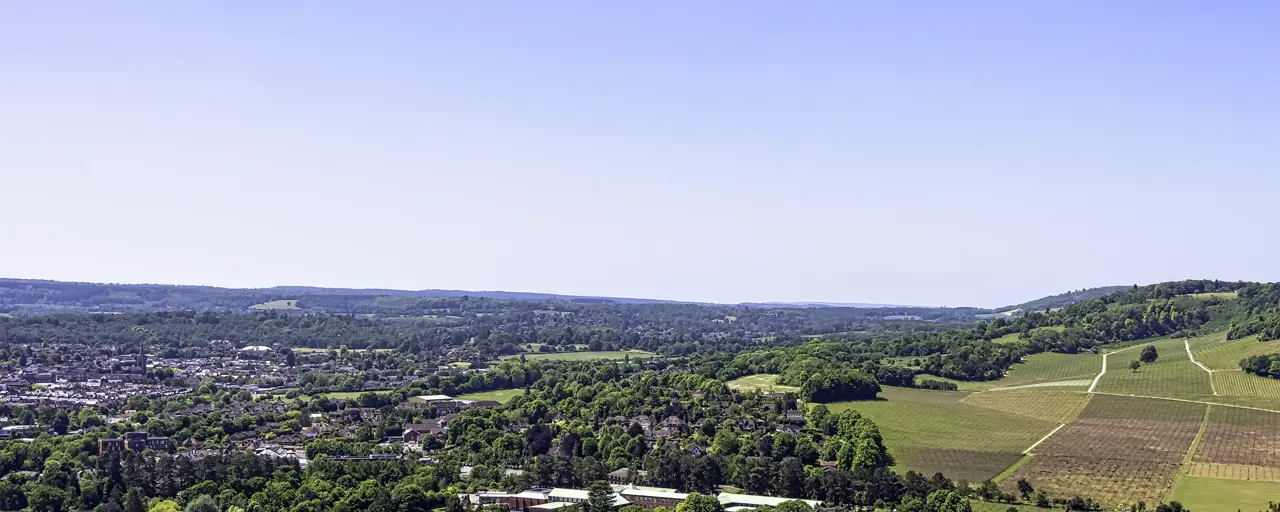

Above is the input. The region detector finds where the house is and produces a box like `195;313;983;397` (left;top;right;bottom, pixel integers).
660;416;688;432
607;468;648;485
717;493;821;510
403;422;443;443
98;432;170;455
784;410;805;422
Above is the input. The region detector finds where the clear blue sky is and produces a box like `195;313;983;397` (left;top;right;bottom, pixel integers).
1;2;1277;307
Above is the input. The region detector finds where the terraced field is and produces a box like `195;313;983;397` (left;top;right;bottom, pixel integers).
828;387;1058;482
1003;395;1205;509
962;390;1092;423
1095;338;1213;399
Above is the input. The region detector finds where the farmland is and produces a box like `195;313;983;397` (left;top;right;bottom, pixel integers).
1212;370;1280;400
961;390;1092;424
1191;406;1280;471
456;388;523;403
1003;395;1205;508
1094;338;1213;399
726;374;799;393
1194;335;1280;370
990;351;1101;389
501;350;656;361
828;387;1058;482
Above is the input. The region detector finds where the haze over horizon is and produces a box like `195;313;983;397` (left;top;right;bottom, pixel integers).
2;2;1277;307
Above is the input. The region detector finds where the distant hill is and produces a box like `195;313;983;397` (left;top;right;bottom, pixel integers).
996;285;1130;313
739;301;916;309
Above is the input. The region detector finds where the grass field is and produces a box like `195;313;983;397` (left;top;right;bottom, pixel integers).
1165;474;1280;511
726;374;799;393
1095;338;1213;399
828;387;1058;482
448;361;473;369
968;501;1031;512
1194;335;1280;371
456;389;523;403
991;351;1102;389
1004;395;1205;509
962;390;1092;424
501;350;656;361
992;332;1023;345
1184;292;1239;300
250;299;299;310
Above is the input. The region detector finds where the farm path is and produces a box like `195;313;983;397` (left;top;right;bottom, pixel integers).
1092;391;1280;414
1185;339;1218;395
1088;344;1144;393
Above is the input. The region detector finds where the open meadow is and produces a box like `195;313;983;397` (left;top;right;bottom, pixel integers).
1165;474;1280;512
726;374;799;393
249;299;299;310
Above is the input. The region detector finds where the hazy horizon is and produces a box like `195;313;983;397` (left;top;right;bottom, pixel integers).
2;2;1277;307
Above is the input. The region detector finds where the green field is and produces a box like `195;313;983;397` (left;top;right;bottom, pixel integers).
1194;335;1280;371
968;501;1031;512
249;299;299;310
726;374;799;393
1165;474;1280;511
501;350;656;361
1095;338;1213;399
962;390;1092;424
828;387;1058;482
448;361;473;369
990;351;1102;390
1184;292;1239;300
456;389;523;403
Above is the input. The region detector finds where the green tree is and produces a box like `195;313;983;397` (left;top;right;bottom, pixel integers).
924;490;971;512
148;501;182;512
586;480;615;512
1141;345;1159;363
676;493;724;512
1129;360;1142;372
1015;478;1034;500
185;495;219;512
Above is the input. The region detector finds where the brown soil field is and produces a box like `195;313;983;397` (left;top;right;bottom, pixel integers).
1003;395;1205;508
1192;405;1280;469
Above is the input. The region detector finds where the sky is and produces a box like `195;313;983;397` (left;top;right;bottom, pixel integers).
1;1;1277;308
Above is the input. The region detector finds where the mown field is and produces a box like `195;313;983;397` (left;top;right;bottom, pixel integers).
828;387;1058;482
456;388;523;403
319;390;393;400
501;350;656;361
1094;338;1213;399
726;374;799;393
1003;394;1205;509
1165;474;1280;511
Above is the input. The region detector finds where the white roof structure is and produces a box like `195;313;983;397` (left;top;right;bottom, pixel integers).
717;493;821;509
240;345;271;352
416;394;454;402
549;488;630;507
531;503;573;510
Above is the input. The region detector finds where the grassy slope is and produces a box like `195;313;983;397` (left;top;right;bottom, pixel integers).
828;387;1057;482
1195;335;1280;370
726;374;799;392
1095;338;1213;399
